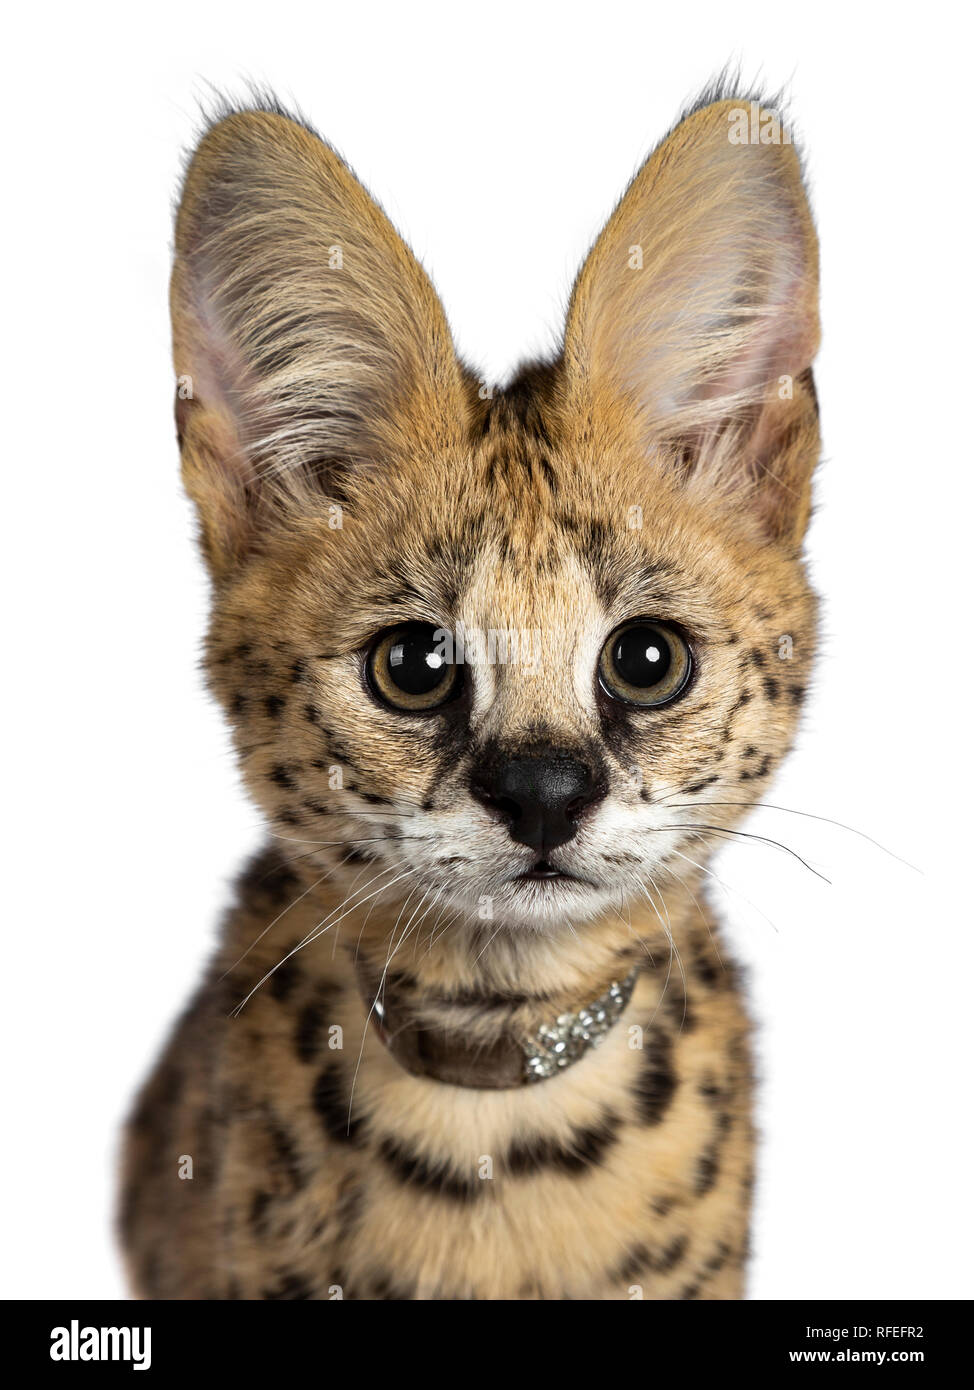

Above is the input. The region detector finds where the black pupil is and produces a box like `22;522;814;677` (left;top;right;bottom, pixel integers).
613;626;671;688
387;628;449;695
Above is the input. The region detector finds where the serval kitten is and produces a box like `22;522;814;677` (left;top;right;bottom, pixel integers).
120;86;820;1300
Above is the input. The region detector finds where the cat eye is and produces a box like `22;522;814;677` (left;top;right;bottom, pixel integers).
366;623;460;713
598;620;692;708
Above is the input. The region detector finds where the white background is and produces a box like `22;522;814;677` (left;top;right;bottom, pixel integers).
3;1;971;1300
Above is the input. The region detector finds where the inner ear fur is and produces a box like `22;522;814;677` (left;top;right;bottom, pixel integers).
171;104;470;577
561;95;821;546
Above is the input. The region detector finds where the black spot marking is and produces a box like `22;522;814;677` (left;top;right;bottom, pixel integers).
376;1136;479;1203
268;955;299;1002
695;1140;722;1196
265;694;286;718
683;774;719;795
270;764;298;790
703;1241;731;1275
505;1115;620;1177
262;1270;313;1300
740;753;772;782
305;718;365;774
763;675;780;701
237;847;301;908
665;988;695;1032
633;1029;676;1125
250;1189;272;1234
648;1234;688;1273
723;689;753;740
693;944;720;988
266;1114;305;1191
213;640;252;666
295;987;337;1064
614;1243;650;1281
370;1272;415;1300
312;1066;363;1146
341;846;373;866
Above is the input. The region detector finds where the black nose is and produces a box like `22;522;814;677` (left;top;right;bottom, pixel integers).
470;752;604;854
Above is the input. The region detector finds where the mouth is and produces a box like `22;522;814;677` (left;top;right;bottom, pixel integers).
515;858;587;884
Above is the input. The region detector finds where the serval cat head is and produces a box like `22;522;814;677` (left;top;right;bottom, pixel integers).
173;89;820;932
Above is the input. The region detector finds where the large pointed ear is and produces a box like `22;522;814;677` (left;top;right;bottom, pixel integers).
171;105;470;577
562;95;820;545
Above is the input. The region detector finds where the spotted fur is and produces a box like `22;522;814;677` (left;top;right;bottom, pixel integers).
120;82;820;1300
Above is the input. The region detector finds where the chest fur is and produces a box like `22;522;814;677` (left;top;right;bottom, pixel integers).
123;889;755;1301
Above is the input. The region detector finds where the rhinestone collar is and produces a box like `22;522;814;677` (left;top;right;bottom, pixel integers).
356;963;639;1090
524;969;638;1082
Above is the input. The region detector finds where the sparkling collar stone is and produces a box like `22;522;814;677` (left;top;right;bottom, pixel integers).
524;968;638;1083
